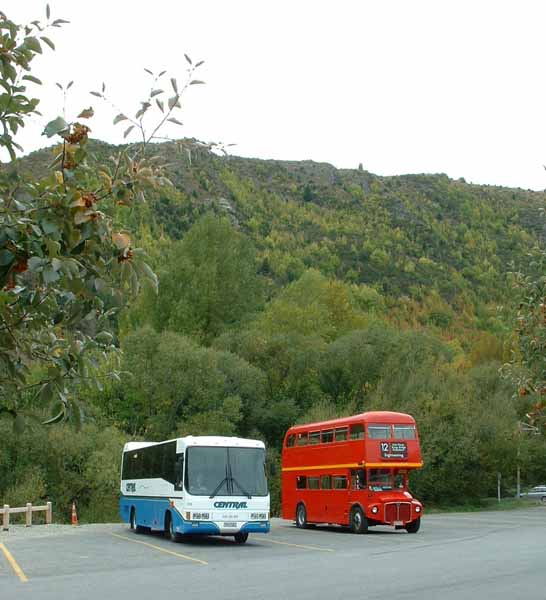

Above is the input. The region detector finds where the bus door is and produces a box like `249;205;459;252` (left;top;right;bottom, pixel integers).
348;468;367;518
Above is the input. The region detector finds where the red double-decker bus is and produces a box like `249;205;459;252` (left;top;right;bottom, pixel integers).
281;411;423;533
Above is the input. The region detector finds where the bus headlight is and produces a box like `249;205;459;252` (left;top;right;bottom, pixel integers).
250;512;268;520
371;506;379;514
191;512;210;520
415;506;421;513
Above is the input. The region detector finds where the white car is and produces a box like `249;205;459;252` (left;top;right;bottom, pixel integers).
523;485;546;504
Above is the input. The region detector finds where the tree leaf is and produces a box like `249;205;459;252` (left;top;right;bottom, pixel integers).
168;117;183;126
113;114;127;125
67;80;74;89
13;414;25;435
190;80;205;85
170;78;178;93
42;408;65;425
184;53;192;65
156;99;164;113
46;4;51;19
90;91;102;97
41;35;55;50
0;249;14;266
22;74;42;85
168;95;179;110
150;89;163;97
123;125;135;138
77;107;94;119
24;36;42;54
43;116;68;138
112;232;131;249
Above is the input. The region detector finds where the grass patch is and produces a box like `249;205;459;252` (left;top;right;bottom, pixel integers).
425;497;543;513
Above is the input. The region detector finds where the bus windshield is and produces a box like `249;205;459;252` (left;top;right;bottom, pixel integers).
185;447;268;497
369;468;393;491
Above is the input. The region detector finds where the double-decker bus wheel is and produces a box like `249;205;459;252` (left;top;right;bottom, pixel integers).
296;503;308;528
405;517;421;534
234;532;249;544
350;506;368;534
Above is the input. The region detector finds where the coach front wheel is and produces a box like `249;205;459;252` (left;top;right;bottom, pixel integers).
234;532;249;544
166;512;182;542
296;503;308;529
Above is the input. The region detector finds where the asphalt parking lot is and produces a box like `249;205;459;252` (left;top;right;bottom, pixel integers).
1;508;545;600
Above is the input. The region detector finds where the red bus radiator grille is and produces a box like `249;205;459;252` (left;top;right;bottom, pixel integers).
384;502;411;523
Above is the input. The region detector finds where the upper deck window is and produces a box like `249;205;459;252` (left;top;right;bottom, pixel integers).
335;427;348;442
368;424;392;439
393;425;416;440
321;429;334;443
350;424;364;440
309;431;321;445
297;432;308;446
286;434;296;447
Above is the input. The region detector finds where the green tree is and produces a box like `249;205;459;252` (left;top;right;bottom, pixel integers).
136;214;263;342
0;9;205;427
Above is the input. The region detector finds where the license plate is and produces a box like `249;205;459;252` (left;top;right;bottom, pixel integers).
223;522;237;528
394;520;403;526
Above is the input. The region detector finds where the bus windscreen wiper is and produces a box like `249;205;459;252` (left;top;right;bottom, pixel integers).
230;476;252;499
209;476;229;499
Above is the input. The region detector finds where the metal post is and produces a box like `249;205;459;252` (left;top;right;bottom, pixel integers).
516;465;521;499
46;502;52;525
497;472;501;503
2;504;9;531
25;503;32;527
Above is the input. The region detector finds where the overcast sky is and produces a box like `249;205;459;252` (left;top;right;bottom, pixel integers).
5;0;546;190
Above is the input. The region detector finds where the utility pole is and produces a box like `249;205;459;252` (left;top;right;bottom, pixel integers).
516;421;539;498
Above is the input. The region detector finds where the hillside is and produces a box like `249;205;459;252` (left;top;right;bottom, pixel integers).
17;140;546;311
4;139;546;517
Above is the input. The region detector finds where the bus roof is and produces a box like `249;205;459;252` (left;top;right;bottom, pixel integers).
123;436;265;453
286;411;416;434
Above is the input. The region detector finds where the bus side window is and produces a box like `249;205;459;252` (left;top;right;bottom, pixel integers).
321;475;332;489
309;431;320;445
350;424;364;440
296;476;307;489
297;432;308;446
321;430;334;443
174;455;184;491
333;476;347;490
334;427;348;442
308;477;320;490
286;434;296;447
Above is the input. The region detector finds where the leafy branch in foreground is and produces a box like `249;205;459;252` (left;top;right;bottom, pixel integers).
0;9;185;429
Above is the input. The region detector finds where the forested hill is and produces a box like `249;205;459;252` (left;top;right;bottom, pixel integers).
5;139;546;517
18;140;546;316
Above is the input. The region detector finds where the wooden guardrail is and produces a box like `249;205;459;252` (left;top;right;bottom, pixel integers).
1;502;52;530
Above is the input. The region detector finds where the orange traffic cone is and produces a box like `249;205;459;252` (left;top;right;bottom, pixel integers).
71;501;79;526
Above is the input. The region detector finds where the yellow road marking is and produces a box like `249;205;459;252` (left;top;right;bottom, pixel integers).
261;538;334;552
0;542;28;583
110;533;208;565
